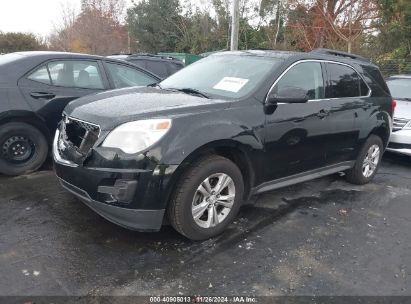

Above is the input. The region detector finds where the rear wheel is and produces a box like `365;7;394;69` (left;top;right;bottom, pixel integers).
0;122;48;176
346;135;383;185
168;155;244;240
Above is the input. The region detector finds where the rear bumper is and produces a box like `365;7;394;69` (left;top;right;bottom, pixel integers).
388;129;411;156
58;178;165;231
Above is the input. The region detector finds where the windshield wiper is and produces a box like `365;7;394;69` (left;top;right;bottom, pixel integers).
396;97;411;101
148;82;161;89
172;88;210;99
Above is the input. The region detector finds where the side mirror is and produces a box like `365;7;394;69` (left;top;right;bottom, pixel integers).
267;86;309;104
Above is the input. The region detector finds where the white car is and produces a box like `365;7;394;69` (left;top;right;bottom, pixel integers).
386;75;411;156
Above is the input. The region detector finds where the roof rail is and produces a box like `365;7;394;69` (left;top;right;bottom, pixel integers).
310;48;368;62
128;53;181;61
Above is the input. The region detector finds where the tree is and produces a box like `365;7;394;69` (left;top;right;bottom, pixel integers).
365;0;411;75
49;0;128;55
0;32;46;53
126;0;183;53
285;0;377;52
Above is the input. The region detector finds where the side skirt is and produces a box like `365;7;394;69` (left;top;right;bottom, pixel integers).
251;161;355;195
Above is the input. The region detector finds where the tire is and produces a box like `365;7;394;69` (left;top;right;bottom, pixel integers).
0;122;48;176
167;155;244;240
346;135;384;185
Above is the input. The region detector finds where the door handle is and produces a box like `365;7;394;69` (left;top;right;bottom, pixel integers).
30;92;56;100
316;109;330;119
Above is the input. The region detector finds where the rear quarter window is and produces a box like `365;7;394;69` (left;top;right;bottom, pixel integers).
325;63;369;98
362;65;390;95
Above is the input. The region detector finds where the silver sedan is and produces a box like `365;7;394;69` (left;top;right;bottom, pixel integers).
386;75;411;156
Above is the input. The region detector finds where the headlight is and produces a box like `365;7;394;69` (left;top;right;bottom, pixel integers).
102;119;172;154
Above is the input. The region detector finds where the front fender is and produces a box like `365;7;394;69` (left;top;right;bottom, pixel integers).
156;104;265;164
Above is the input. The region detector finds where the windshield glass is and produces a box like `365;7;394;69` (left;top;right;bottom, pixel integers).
386;78;411;100
160;54;282;99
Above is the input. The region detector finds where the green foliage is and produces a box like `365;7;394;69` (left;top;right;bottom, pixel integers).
0;32;46;53
126;0;183;53
370;0;411;74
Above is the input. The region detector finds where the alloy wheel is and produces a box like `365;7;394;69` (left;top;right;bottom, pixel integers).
191;173;236;229
362;144;380;178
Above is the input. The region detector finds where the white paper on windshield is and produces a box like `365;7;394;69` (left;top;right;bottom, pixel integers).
213;77;249;93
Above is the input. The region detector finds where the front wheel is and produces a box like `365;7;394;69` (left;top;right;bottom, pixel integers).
0;122;48;176
346;135;383;185
168;155;244;240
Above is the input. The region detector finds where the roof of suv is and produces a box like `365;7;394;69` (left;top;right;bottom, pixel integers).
214;48;377;68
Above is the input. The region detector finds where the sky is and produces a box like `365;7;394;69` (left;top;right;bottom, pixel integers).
0;0;134;37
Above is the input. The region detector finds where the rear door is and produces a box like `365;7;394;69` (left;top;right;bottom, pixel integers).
18;59;108;131
322;62;370;165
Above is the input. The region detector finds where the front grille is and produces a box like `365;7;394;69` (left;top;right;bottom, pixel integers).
61;115;100;156
393;117;410;132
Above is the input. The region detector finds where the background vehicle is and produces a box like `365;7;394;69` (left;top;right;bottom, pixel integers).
386;75;411;156
54;49;393;240
107;53;184;79
0;51;160;176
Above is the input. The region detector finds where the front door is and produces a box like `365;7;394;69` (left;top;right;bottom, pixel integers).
263;61;330;181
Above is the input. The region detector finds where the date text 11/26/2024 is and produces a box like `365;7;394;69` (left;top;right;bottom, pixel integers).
149;296;257;303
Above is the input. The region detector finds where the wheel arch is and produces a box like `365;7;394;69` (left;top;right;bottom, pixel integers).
369;125;390;148
0;110;51;142
163;140;256;209
358;109;391;149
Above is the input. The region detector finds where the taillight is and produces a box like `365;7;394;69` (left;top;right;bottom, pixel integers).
392;98;396;114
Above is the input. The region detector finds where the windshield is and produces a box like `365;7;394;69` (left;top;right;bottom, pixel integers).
160;54;282;99
386;78;411;100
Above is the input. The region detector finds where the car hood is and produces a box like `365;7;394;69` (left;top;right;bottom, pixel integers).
394;99;411;120
64;86;231;130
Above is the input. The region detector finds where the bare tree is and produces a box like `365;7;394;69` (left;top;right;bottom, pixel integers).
317;0;377;53
49;0;127;55
48;2;78;52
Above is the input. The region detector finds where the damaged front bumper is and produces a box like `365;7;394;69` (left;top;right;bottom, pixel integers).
53;128;175;232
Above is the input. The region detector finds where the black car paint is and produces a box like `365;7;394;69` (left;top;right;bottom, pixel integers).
54;51;392;231
0;52;160;142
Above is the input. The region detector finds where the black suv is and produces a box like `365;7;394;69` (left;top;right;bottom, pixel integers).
54;49;393;240
107;53;184;79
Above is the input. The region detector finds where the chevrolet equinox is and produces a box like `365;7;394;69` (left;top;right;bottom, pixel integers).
53;49;394;240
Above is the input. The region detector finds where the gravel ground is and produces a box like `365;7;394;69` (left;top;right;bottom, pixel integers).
0;153;410;296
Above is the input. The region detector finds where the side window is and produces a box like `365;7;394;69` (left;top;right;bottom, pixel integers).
27;66;51;85
146;61;168;78
166;62;181;76
47;60;104;89
325;63;369;98
105;62;157;88
128;59;146;69
274;62;325;100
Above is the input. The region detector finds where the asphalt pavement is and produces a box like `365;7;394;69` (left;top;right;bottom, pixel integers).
0;153;410;296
